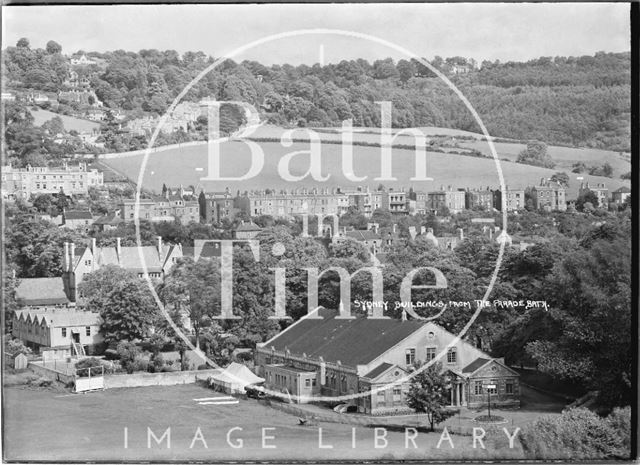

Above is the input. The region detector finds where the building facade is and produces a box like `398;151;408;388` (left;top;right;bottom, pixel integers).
13;308;103;353
532;179;567;211
255;308;520;414
427;187;466;214
579;181;609;208
236;188;350;218
492;187;526;212
1;162;104;201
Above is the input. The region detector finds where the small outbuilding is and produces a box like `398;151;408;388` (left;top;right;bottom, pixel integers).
208;362;264;394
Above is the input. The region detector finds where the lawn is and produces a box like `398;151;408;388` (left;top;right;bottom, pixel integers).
3;383;526;461
101;138;627;201
460;140;631;180
30;108;101;134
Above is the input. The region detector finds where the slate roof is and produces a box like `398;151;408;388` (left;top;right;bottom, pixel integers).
362;362;393;380
345;230;380;241
15;309;101;327
461;357;491;374
263;308;426;368
93;213;124;226
95;245;164;273
15;278;70;306
64;210;93;220
236;222;262;232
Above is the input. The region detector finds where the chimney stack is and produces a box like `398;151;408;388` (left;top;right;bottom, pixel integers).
70;243;76;270
91;238;96;255
63;242;69;272
457;228;464;241
392;224;397;234
116;237;121;259
157;236;163;256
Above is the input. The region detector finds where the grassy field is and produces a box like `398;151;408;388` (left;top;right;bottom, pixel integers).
30;108;100;133
4;384;526;461
460;140;630;179
102;137;627;200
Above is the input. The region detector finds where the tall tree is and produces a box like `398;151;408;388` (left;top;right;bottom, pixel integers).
406;362;456;431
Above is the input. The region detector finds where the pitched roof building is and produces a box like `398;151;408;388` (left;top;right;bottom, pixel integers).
15;277;70;307
255;307;520;414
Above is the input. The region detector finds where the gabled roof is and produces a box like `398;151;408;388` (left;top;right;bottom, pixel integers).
236;222;262;232
614;186;631;193
64;210;93;220
95;245;164;273
262;308;426;369
345;230;380;241
362;362;394;380
14;308;101;328
462;357;491;374
15;278;69;306
93;212;123;226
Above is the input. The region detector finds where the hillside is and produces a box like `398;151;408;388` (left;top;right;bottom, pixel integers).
101;138;627;200
3;40;630;152
30;107;100;133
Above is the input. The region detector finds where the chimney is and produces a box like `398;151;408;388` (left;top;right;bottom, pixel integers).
489;228;493;240
63;242;69;272
540;177;545;186
392;224;397;234
116;237;121;259
457;228;464;241
70;243;76;270
401;309;407;321
157;236;163;256
91;238;96;255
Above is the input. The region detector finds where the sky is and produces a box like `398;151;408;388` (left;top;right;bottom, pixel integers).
2;3;631;65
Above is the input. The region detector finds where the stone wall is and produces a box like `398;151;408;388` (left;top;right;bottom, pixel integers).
102;369;218;389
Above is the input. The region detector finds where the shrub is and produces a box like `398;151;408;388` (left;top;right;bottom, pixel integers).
75;357;105;377
520;407;629;459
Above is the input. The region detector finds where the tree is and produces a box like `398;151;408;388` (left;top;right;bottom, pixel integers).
46;40;62;55
525;230;631;407
576;189;600;210
550;172;570;187
406;362;456;431
516;141;555;169
159;258;221;350
16;38;30;49
92;280;157;345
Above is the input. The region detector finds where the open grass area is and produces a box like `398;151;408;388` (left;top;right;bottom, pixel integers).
4;383;526;461
101;138;628;200
460;140;630;179
30;108;100;134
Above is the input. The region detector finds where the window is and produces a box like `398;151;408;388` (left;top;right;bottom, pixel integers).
341;375;347;391
505;381;514;394
85;260;91;266
377;390;386;406
447;347;457;364
393;387;402;397
312;379;316;387
61;328;67;337
85;326;91;336
426;347;436;362
405;348;416;366
474;381;483;395
488;379;497;394
305;379;310;387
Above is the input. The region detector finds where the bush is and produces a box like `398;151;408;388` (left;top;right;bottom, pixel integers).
75;357;105;377
520;407;630;459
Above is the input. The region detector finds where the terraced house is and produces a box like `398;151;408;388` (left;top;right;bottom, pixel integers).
255;307;520;414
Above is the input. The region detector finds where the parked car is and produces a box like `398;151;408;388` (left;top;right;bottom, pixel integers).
244;384;266;399
333;403;357;413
